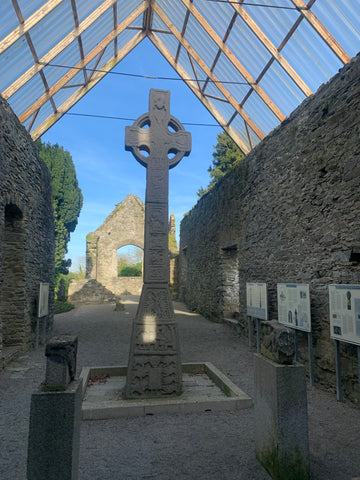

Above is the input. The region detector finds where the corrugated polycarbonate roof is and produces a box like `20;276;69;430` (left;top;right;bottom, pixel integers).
0;0;359;154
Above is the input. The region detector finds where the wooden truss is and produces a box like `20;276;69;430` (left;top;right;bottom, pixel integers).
0;0;352;153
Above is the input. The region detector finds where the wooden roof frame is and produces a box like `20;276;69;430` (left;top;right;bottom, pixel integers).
0;0;353;153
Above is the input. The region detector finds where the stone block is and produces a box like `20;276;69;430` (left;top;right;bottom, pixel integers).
261;321;295;365
27;379;82;480
254;354;310;480
45;336;78;390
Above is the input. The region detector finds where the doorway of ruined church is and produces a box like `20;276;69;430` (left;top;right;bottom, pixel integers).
117;245;143;278
0;204;26;355
115;244;144;295
219;242;240;322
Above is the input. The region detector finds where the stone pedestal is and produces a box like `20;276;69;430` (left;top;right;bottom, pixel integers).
254;354;310;480
27;380;82;480
123;283;182;398
27;335;81;480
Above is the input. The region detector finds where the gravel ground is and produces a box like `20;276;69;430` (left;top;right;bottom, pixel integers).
0;297;359;480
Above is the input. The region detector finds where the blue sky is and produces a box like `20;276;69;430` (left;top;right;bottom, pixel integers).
42;39;222;270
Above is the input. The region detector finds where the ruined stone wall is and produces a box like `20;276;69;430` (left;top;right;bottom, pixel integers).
179;54;360;401
0;96;55;357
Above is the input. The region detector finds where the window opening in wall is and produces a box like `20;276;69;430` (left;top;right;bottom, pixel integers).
117;245;143;277
0;204;26;349
220;242;239;321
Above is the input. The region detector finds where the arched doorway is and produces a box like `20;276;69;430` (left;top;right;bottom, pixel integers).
117;245;143;278
0;204;26;351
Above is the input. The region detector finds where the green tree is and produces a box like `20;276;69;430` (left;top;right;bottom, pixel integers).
197;131;244;197
119;262;142;277
36;139;83;279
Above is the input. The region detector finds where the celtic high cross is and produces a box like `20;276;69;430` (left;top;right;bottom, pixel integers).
123;89;191;398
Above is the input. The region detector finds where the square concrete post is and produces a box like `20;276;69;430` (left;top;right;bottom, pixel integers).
254;354;310;480
27;336;82;480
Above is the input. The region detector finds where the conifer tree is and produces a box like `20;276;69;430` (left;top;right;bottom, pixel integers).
36;139;83;278
197;131;244;197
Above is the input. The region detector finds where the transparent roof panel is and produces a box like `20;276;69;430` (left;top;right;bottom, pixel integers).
157;0;187;33
0;1;19;39
194;0;235;41
17;0;45;20
0;37;34;93
241;0;299;48
259;61;306;116
212;54;251;103
30;0;74;60
312;0;360;57
281;19;344;91
0;0;358;151
81;8;113;56
227;16;272;80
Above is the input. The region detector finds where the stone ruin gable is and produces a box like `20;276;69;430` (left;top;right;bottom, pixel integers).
86;194;145;283
0;95;55;360
69;195;180;303
179;53;360;402
69;195;145;302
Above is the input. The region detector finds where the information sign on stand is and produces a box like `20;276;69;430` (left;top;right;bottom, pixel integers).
37;283;49;348
277;283;313;385
329;284;360;346
277;283;311;332
329;284;360;401
246;282;268;320
246;283;268;353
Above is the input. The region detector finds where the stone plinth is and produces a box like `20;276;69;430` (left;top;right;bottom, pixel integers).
254;354;310;480
27;379;82;480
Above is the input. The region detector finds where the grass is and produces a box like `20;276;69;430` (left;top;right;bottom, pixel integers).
54;299;75;314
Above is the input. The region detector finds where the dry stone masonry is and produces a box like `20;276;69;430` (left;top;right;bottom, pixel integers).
0;95;54;362
179;54;360;402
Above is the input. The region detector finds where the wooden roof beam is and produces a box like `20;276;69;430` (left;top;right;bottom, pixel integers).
175;2;192;64
11;0;57;115
148;31;250;155
229;0;313;97
179;0;285;121
70;0;88;83
202;11;237;93
0;0;65;56
152;3;265;141
19;5;147;123
290;0;351;64
31;31;146;140
2;0;123;100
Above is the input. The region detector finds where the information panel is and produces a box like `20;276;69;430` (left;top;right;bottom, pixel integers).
246;282;268;320
38;282;49;318
277;283;311;332
329;284;360;346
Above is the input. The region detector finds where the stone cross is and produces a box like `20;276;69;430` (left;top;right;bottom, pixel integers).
123;89;191;398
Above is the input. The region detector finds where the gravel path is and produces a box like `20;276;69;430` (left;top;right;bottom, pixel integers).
0;297;359;479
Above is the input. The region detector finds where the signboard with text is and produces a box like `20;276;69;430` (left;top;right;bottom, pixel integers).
329;284;360;346
246;282;268;320
38;282;49;318
277;283;311;332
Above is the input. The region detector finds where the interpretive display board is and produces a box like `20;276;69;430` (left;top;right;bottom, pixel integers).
246;282;268;320
38;282;49;318
277;283;311;332
329;284;360;346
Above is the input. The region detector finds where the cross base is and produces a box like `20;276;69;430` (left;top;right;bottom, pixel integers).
123;284;182;399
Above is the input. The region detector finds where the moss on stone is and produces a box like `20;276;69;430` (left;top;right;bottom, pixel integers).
256;444;310;480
